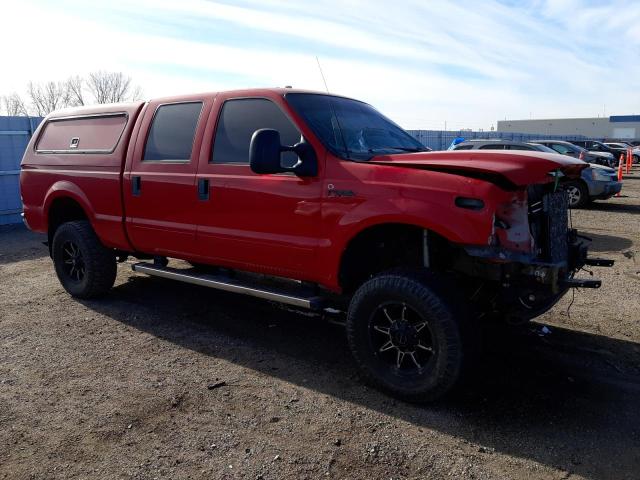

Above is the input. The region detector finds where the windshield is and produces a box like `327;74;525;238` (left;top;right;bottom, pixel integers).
286;93;427;160
570;144;587;153
527;143;556;153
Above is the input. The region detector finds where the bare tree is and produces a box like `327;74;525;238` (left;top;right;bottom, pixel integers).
1;71;143;117
2;93;28;116
129;85;144;102
87;71;141;104
65;75;85;107
27;81;70;116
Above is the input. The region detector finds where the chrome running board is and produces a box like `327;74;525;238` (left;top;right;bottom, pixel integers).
131;262;324;310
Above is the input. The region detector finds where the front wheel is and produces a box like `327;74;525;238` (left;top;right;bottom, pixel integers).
563;180;589;209
346;272;470;402
52;220;117;298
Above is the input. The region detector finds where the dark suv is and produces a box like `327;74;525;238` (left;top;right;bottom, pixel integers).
570;140;617;166
605;142;640;163
532;140;615;167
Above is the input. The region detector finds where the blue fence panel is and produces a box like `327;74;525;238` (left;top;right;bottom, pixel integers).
0;116;42;225
408;130;588;151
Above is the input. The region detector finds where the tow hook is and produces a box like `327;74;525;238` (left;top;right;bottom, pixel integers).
559;257;613;289
584;258;615;267
561;278;602;289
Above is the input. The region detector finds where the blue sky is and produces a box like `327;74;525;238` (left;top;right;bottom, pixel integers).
2;0;639;129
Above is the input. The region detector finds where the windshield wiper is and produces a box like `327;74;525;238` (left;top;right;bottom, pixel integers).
368;146;424;153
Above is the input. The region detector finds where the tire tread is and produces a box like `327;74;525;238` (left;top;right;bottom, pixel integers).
52;220;116;298
346;270;468;403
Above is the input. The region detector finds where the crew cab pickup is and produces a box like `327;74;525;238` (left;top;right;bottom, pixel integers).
20;88;612;402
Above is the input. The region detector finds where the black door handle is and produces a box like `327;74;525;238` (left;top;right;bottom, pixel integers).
132;176;141;196
198;178;210;201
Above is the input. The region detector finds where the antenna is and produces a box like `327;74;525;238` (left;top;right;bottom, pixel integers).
315;56;329;93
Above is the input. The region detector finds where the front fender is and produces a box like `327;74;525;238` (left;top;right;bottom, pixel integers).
334;197;492;245
319;195;497;291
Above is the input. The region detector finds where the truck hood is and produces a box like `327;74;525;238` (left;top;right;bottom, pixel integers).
369;150;587;188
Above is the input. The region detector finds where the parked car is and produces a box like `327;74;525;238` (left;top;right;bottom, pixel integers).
20;89;611;402
452;139;557;152
569;140;617;166
454;140;621;208
563;164;621;208
531;140;615;167
604;142;640;163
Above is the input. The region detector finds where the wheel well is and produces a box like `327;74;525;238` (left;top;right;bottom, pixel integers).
561;177;587;189
338;224;451;293
47;197;88;252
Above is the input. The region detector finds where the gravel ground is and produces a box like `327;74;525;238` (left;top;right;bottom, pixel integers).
1;171;639;480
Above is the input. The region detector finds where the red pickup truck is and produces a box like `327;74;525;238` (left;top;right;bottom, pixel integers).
20;88;611;401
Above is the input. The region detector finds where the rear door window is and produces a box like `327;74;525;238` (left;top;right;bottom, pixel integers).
506;145;534;150
212;98;301;166
143;102;203;162
479;144;506;150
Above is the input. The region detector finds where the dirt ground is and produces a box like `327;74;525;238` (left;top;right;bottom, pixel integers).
1;171;639;480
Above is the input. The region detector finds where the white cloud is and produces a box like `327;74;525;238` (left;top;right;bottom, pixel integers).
1;0;639;129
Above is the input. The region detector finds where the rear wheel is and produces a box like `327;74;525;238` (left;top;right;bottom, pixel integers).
346;272;471;402
563;180;588;208
52;221;117;298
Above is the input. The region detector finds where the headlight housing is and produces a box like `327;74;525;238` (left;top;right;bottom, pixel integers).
591;168;614;181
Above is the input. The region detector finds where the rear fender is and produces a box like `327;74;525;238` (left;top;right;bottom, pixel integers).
43;181;95;227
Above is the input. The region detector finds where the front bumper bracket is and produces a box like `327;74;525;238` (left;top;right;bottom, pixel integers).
584;257;615;267
560;278;602;289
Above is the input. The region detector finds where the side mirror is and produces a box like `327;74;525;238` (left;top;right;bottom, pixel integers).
249;129;317;177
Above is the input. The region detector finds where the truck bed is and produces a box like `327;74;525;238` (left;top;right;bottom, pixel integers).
20;102;145;250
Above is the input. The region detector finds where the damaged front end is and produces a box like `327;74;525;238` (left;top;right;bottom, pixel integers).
456;176;613;323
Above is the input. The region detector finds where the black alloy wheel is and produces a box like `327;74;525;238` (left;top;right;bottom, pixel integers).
52;220;117;298
369;301;435;373
61;240;86;282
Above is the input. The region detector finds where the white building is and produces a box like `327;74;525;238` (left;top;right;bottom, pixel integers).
497;115;640;140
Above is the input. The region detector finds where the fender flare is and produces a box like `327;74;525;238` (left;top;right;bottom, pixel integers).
43;180;96;229
323;206;478;290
